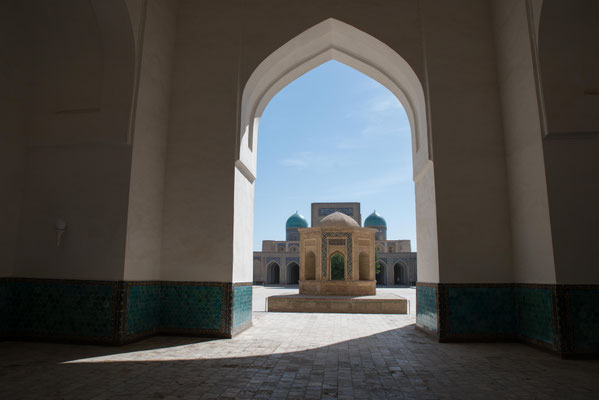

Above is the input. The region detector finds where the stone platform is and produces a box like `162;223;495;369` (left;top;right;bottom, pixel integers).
267;293;408;314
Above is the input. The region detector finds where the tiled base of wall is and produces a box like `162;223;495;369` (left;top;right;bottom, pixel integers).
0;278;252;345
416;283;599;358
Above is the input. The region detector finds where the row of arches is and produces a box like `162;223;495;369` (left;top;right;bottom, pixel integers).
266;262;300;285
265;259;409;285
376;261;409;286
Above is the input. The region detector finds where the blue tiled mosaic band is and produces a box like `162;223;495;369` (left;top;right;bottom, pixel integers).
232;285;252;331
1;279;119;342
1;279;252;345
416;285;437;332
416;282;599;357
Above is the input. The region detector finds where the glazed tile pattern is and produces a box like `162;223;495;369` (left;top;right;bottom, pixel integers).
125;284;161;335
160;285;224;331
1;279;253;344
232;285;252;329
7;280;115;339
416;285;437;332
514;287;553;344
447;287;515;335
569;289;599;353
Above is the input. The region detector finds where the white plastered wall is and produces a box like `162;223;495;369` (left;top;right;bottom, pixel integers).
14;1;136;281
124;0;179;281
490;0;556;284
421;0;514;283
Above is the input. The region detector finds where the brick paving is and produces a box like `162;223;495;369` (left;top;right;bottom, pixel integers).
1;290;598;399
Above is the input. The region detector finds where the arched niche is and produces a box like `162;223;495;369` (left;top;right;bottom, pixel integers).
359;252;370;281
304;251;316;280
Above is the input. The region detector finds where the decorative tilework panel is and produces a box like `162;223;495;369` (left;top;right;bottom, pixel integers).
321;232;353;278
514;287;553;344
126;285;161;335
416;286;437;332
448;288;515;335
569;289;599;353
9;281;114;338
233;286;252;329
160;285;223;331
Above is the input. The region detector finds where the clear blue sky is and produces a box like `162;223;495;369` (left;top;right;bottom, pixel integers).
254;60;416;250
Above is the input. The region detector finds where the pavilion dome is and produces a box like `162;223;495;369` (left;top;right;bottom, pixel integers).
318;211;359;228
286;211;309;228
364;210;387;228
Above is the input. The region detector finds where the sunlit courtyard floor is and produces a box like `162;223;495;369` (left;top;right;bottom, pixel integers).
1;287;598;399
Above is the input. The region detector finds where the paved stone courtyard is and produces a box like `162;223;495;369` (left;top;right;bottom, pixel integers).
1;287;598;399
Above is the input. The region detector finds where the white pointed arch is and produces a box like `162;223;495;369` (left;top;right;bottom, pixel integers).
233;18;439;285
237;18;430;181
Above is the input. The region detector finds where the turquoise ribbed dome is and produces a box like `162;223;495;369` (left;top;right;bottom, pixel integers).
364;210;387;228
286;211;308;228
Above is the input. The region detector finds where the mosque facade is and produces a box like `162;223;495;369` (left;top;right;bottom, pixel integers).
253;202;417;286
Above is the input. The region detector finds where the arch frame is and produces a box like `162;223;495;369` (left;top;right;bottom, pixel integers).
232;18;440;285
376;259;388;285
237;18;431;182
394;261;408;285
266;261;281;285
285;261;300;285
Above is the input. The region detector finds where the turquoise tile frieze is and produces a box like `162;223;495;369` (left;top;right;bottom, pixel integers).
1;278;253;344
420;283;559;348
7;279;116;339
416;285;437;332
569;289;599;353
514;287;553;344
160;284;224;331
232;285;252;329
126;284;161;335
447;287;515;335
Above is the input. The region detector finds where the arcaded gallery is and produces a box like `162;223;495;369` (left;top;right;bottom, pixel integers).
1;0;598;398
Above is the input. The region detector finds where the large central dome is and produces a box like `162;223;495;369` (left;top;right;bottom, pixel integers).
318;211;359;228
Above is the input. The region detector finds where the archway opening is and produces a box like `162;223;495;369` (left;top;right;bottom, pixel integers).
330;253;345;281
394;262;406;285
242;19;439;322
267;263;280;284
376;261;387;285
287;262;300;284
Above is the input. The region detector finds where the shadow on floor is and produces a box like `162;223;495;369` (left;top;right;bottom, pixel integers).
1;319;599;399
